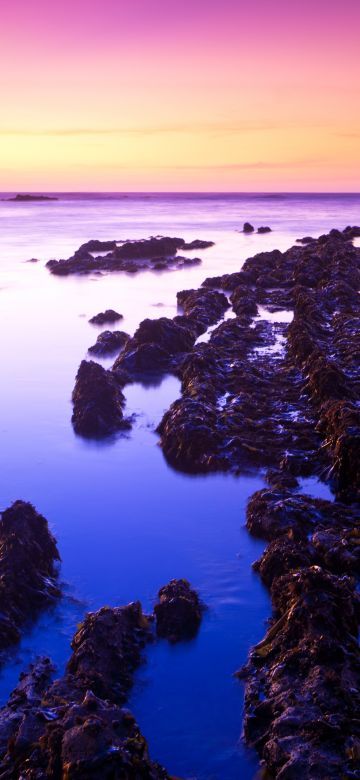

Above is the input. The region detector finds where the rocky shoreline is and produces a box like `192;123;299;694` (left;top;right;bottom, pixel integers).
0;565;201;778
68;226;360;776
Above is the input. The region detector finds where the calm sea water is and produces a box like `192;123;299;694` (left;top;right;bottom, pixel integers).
0;193;357;779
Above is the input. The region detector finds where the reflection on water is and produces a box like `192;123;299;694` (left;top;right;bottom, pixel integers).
0;193;359;779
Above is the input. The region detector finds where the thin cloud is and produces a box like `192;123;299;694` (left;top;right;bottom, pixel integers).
0;120;321;138
77;158;329;171
333;131;360;139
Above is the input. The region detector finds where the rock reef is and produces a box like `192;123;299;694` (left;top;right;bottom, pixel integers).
46;235;211;276
0;573;203;778
156;228;360;485
0;500;60;656
239;490;360;779
0;602;170;779
72;360;130;437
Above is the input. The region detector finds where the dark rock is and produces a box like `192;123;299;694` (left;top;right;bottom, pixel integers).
154;579;202;642
0;501;60;654
296;236;315;244
177;287;229;330
243;222;255;233
157;395;225;473
89;310;123;326
182;239;215;250
133;316;195;353
257;226;272;234
230;284;257;316
114;342;173;376
114;236;184;259
241;487;360;778
75;239;117;255
114;316;197;379
72;360;130;437
0;603;171;778
88;330;129;356
8;194;58;201
46;235;206;276
179;254;202;266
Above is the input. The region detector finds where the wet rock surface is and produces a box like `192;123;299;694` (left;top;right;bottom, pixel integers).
88;309;123;325
0;602;171;779
46;235;211;276
72;360;130;438
114;315;199;379
240;489;360;779
157;228;360;485
88;330;129;356
154;578;203;642
0;501;60;656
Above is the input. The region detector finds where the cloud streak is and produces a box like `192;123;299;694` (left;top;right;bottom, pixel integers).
0;120;324;138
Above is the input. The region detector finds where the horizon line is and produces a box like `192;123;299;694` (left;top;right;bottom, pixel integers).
2;190;360;196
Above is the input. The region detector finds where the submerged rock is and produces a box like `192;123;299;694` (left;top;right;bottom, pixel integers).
89;309;123;326
72;360;130;437
154;579;203;642
88;330;129;356
0;501;60;654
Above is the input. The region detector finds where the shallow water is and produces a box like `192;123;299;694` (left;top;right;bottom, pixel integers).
0;192;359;778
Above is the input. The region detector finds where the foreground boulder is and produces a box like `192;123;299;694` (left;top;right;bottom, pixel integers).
0;501;60;654
0;602;171;779
154;578;203;642
72;360;130;437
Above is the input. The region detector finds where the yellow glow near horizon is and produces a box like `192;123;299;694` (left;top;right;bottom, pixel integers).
1;0;359;191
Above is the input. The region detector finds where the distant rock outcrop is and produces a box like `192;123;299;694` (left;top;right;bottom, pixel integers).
46;235;211;275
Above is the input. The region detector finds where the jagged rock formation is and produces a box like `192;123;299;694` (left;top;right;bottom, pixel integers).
46;235;212;275
0;500;60;657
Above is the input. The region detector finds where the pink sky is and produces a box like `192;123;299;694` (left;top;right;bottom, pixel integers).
1;0;359;190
